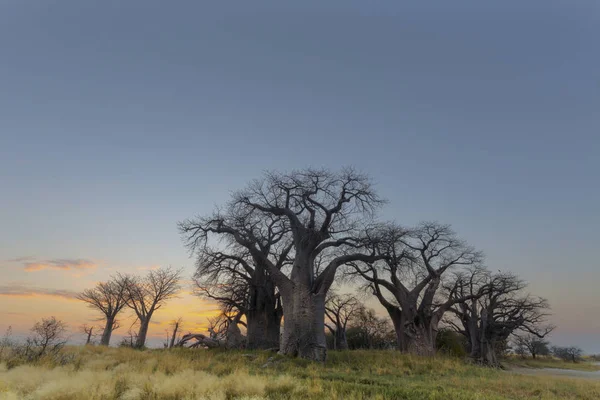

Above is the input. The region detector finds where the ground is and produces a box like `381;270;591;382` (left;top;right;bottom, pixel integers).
1;346;599;399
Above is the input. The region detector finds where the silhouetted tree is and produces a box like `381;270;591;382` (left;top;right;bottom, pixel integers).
324;292;361;350
27;316;68;358
80;324;96;345
167;317;183;349
552;346;583;362
182;168;386;361
513;334;550;359
77;275;130;345
124;267;182;348
352;223;483;355
447;270;553;366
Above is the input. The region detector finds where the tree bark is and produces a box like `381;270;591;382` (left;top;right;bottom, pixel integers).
386;307;406;351
136;318;150;348
406;323;436;356
279;285;327;362
100;317;114;346
246;279;282;349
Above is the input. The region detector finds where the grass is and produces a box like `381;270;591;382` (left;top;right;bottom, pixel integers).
504;356;600;372
0;346;598;399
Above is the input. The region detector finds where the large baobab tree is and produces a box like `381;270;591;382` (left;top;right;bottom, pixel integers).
447;270;554;366
352;223;483;355
181;168;385;361
235;168;385;361
325;292;361;350
124;267;182;348
77;275;130;346
187;242;286;350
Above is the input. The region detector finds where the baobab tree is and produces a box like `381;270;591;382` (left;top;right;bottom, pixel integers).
447;270;554;366
124;267;182;348
324;292;361;350
185;238;287;349
183;168;385;361
352;223;483;355
77;275;130;346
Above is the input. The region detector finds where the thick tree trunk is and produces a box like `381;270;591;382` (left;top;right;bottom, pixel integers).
136;319;150;348
246;266;282;349
387;308;406;351
225;320;245;349
406;324;436;356
246;301;281;349
279;286;327;361
100;317;114;346
479;340;498;366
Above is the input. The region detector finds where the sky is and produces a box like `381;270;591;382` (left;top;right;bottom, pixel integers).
0;0;599;351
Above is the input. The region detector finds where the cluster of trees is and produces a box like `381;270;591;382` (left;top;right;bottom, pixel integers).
176;168;554;364
77;267;182;348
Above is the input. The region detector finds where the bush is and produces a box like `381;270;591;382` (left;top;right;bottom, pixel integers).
436;329;467;358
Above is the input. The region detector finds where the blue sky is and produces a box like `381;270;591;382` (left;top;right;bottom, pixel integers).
1;1;599;351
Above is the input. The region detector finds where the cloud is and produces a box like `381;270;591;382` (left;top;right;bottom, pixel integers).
5;256;37;262
23;258;96;272
0;285;79;300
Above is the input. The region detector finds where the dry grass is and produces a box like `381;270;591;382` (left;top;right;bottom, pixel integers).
0;346;599;399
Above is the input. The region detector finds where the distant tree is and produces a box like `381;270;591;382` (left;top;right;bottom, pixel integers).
325;292;361;350
124;267;182;348
0;326;14;360
552;346;583;362
447;269;554;366
513;334;550;359
346;307;395;350
27;316;68;358
77;275;130;346
80;324;96;345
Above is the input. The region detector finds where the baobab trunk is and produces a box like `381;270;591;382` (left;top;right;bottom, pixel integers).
279;285;327;361
387;308;406;351
403;313;438;356
406;324;436;356
136;319;150;348
100;317;114;346
246;282;281;349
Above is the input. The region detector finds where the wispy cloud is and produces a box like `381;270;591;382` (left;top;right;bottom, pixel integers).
23;258;96;272
6;256;37;262
0;285;79;300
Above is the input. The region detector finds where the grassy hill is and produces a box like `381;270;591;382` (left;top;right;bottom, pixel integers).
1;346;599;399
